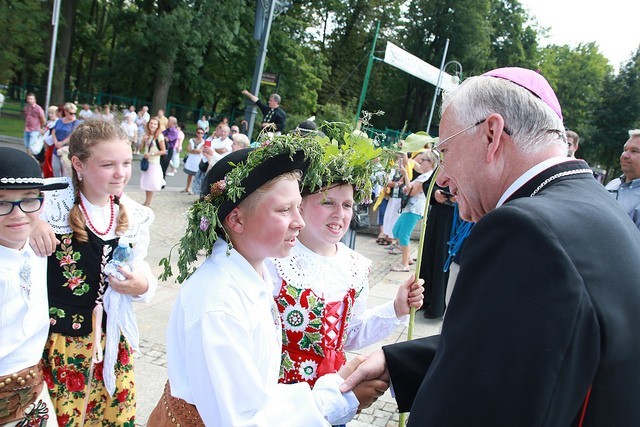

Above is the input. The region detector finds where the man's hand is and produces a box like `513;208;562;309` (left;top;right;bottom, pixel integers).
340;349;389;393
434;189;449;204
394;274;425;317
30;219;59;257
241;89;258;103
338;355;367;379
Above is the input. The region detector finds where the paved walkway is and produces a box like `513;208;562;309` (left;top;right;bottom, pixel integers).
0;137;443;426
129;184;443;427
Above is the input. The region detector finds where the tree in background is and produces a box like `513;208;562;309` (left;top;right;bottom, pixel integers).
589;49;640;180
538;43;610;165
2;0;640;172
0;0;50;88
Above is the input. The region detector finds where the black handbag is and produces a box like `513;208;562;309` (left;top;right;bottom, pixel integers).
350;204;371;230
140;157;149;171
400;186;410;210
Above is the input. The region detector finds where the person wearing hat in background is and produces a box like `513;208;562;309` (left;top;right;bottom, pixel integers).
0;147;68;426
340;67;640;425
150;137;386;426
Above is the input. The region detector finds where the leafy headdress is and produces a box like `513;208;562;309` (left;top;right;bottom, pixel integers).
160;134;324;283
305;122;384;203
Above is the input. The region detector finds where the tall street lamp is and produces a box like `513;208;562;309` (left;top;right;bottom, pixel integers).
243;0;291;139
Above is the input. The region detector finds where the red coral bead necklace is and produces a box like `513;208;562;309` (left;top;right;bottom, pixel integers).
79;194;115;236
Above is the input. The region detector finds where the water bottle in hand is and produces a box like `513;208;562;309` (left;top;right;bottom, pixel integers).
105;241;133;281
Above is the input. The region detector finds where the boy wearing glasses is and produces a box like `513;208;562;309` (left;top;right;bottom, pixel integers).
0;147;68;426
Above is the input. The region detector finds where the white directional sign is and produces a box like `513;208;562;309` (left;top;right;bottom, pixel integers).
383;41;459;92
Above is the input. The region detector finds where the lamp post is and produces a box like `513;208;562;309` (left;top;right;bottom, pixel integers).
425;40;463;134
244;0;291;139
44;0;61;112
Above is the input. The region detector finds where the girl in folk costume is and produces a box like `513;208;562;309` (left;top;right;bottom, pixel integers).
151;136;388;426
268;124;424;390
40;121;156;426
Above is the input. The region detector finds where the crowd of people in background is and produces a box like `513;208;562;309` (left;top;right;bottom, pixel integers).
7;74;640;425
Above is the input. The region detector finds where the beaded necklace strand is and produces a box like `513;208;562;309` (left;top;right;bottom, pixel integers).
79;195;115;236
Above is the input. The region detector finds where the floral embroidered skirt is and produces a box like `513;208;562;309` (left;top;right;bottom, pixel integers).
42;333;136;427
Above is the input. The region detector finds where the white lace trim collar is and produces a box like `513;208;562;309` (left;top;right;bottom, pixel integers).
271;242;371;298
43;178;154;240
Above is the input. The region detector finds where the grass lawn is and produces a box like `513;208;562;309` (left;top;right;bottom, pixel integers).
0;98;25;138
0;115;24;138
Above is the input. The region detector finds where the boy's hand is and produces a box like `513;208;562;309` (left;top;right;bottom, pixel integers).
394;274;425;317
338;355;389;412
352;379;389;412
30;219;59;256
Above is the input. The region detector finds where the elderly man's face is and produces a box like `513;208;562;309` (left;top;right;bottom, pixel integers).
219;126;230;139
621;136;640;181
436;112;500;222
268;96;279;108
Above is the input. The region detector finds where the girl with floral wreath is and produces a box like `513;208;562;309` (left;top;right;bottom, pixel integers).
267;124;424;408
37;120;156;426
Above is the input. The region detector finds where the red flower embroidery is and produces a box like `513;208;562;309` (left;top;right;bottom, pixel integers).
62;237;72;245
55;366;67;383
67;275;84;291
57;413;70;426
65;369;86;392
94;362;104;381
43;366;54;389
116;388;129;403
118;347;130;365
59;254;75;266
86;399;97;413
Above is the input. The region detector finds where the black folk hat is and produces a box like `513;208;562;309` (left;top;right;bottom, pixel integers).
203;147;309;223
0;147;69;191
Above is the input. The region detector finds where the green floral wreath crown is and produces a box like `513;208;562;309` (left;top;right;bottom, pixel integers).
159;134;324;283
307;122;384;203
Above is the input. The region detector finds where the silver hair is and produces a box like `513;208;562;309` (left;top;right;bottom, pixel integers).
629;129;640;137
270;94;281;104
441;76;566;154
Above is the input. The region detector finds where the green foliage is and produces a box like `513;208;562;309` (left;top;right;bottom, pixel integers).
159;133;324;283
488;0;540;69
3;0;640;173
0;0;49;84
316;101;356;124
312;121;383;203
590;48;640;178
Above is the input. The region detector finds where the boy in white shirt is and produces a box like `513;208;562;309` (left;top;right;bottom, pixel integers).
151;138;386;426
0;147;68;426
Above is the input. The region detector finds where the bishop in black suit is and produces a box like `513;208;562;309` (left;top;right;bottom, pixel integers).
341;67;640;426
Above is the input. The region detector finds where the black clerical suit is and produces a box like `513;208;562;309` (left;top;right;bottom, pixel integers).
384;160;640;426
254;99;286;133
